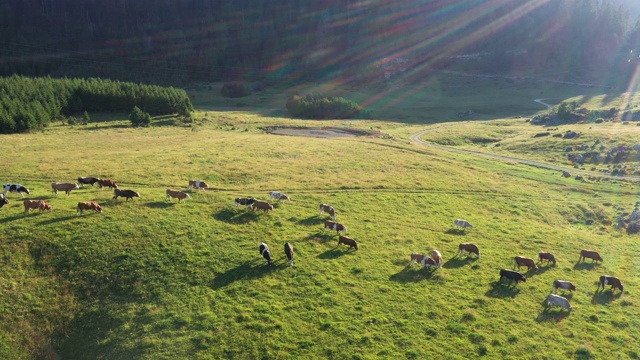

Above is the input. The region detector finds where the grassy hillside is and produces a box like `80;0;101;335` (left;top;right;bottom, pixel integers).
1;104;639;359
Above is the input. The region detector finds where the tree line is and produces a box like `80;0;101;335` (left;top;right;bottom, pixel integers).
0;0;638;85
0;75;193;133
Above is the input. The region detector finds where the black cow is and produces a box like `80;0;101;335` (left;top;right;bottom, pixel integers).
499;269;526;284
3;184;30;197
77;177;101;186
0;196;8;209
113;189;141;201
259;243;273;265
599;275;624;293
235;197;257;209
284;242;294;266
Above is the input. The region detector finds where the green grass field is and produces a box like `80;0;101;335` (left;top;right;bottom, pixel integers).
1;76;640;359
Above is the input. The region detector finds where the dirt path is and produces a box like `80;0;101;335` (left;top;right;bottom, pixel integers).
409;100;640;182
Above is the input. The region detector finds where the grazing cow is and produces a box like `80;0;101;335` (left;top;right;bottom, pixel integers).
338;235;358;251
284;242;294;266
251;201;274;212
51;182;80;196
269;191;290;202
77;177;100;186
0;196;8;209
188;180;209;191
552;280;576;293
423;256;439;269
113;189;141;201
538;252;557;266
97;179;118;190
454;219;473;230
76;201;103;215
410;253;429;266
458;243;480;258
431;250;443;267
3;184;30;197
234;197;257;209
546;294;572;312
166;189;190;202
579;249;603;263
599;276;624;293
259;243;273;265
499;269;526;284
23;200;50;214
324;220;347;234
514;256;538;271
319;204;337;220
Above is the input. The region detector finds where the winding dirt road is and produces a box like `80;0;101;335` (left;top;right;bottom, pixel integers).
409;99;640;182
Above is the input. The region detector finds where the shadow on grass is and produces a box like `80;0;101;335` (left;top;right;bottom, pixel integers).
212;261;287;289
212;208;261;224
0;214;27;223
573;262;600;271
389;266;437;283
536;307;571;322
484;281;522;298
445;229;468;236
301;233;335;244
591;289;623;305
443;256;478;269
317;248;350;259
144;201;176;209
296;215;325;226
36;215;77;226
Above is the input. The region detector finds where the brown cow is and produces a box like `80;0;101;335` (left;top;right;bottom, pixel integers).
324;220;347;234
24;200;51;214
552;280;576;293
599;275;623;292
166;189;190;202
579;249;602;263
251;201;274;212
431;250;443;267
76;201;103;215
458;243;480;258
538;252;557;266
188;180;209;191
514;256;538;271
51;182;80;196
319;204;337;220
410;253;429;266
338;235;358;251
98;179;118;190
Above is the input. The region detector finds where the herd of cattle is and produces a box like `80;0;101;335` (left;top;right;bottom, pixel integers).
1;181;628;313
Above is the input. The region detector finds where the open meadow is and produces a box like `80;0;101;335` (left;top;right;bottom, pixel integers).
1;77;640;359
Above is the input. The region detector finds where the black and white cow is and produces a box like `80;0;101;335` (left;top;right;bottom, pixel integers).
0;195;8;209
599;275;624;293
3;184;30;197
235;197;257;209
284;242;294;266
259;242;273;265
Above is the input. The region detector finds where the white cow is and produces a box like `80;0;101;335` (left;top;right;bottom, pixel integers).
546;294;572;312
269;191;290;202
454;219;473;230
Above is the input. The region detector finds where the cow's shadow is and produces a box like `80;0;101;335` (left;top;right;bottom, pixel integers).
301;233;334;244
443;256;478;269
144;201;176;209
212;208;260;224
317;248;350;259
573;262;600;271
485;281;522;298
445;229;468;236
296;215;325;226
536;307;571;322
389;266;437;283
36;215;77;226
0;214;27;223
591;289;623;305
211;260;286;289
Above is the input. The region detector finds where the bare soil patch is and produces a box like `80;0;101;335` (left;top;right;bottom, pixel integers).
268;127;384;138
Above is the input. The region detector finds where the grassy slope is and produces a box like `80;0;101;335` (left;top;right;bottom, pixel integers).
1;77;639;359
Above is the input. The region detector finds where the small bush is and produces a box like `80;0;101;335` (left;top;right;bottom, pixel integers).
595;118;604;123
286;94;369;119
221;82;252;98
129;106;151;127
67;116;77;125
